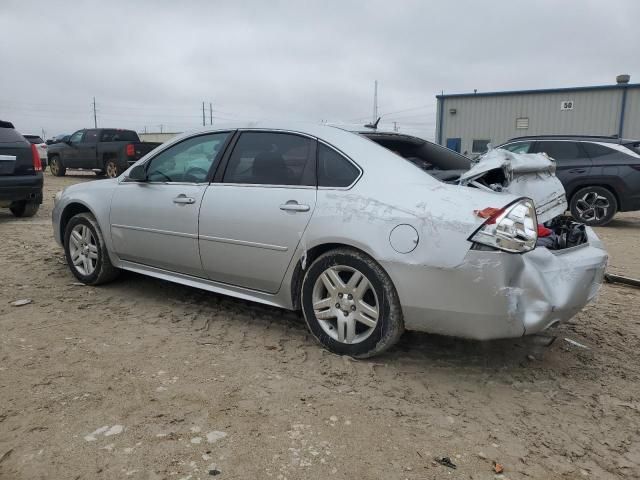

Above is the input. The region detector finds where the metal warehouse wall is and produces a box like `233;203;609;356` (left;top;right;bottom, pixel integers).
436;86;639;156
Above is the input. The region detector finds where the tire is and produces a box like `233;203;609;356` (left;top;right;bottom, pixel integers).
9;201;39;218
301;248;404;358
64;212;120;285
570;186;617;226
49;156;66;177
104;159;121;179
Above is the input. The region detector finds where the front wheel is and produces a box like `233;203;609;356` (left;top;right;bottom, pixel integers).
64;212;120;285
570;186;617;226
301;248;404;358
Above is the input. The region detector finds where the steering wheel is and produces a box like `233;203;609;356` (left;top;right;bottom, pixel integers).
184;167;209;182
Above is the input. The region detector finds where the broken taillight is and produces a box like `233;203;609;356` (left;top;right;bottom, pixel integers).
469;198;537;253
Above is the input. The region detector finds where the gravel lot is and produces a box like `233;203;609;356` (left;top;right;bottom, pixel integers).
1;171;639;480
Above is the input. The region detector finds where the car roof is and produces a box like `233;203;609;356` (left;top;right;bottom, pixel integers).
504;135;639;144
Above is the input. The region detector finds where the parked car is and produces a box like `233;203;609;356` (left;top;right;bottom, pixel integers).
47;128;161;178
0;120;43;217
497;135;640;226
52;124;607;357
23;134;48;170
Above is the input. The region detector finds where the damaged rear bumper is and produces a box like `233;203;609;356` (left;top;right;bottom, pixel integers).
383;227;608;340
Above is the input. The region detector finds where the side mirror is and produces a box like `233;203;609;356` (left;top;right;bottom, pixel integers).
63;136;72;145
126;164;147;182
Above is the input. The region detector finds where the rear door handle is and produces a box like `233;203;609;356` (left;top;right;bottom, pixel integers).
173;195;195;205
280;201;310;212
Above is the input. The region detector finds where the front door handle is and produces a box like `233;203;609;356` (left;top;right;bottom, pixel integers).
173;195;195;205
280;201;310;212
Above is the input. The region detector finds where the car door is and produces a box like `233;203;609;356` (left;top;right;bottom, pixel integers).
109;132;232;277
64;130;84;167
199;130;317;293
76;129;99;168
532;140;592;186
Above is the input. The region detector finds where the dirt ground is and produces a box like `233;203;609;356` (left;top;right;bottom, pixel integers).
1;171;640;480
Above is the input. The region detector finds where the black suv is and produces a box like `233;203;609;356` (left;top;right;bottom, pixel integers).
0;120;43;217
498;135;640;226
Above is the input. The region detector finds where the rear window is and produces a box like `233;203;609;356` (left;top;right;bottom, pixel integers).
0;127;28;143
100;129;140;142
24;135;44;144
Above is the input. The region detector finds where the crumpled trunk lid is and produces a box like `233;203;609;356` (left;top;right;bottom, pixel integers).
459;149;567;223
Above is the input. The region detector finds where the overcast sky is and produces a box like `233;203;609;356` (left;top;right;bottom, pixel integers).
1;0;638;140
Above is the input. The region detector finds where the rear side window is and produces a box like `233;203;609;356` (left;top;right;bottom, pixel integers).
100;129;139;142
536;141;582;160
583;143;615;158
317;143;360;188
223;132;315;186
502;142;532;154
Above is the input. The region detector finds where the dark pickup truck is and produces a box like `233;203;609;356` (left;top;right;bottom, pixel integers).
47;128;161;178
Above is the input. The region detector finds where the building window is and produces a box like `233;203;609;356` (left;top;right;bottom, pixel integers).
515;117;529;129
472;139;491;154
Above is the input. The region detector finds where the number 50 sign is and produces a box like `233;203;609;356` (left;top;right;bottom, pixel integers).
561;100;574;110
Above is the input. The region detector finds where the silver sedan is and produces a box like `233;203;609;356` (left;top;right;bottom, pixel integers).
52;124;608;357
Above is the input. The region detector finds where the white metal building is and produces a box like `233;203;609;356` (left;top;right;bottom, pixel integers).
435;75;640;156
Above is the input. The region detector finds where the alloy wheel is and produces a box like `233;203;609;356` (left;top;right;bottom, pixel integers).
575;191;610;222
69;224;98;276
106;162;118;178
311;265;379;344
50;159;59;175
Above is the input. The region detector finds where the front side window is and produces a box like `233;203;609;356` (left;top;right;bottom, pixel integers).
502;142;532;154
223;131;315;186
146;132;230;183
69;131;84;143
536;141;582;161
317;143;360;188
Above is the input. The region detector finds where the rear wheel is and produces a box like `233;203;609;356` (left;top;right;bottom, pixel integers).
64;212;120;285
301;248;404;358
570;186;617;226
49;156;66;176
104;160;121;179
9;201;39;218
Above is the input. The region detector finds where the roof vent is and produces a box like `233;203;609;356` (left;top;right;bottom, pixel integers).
616;74;630;84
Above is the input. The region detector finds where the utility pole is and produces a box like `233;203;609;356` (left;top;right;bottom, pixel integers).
372;80;378;123
209;102;213;125
160;124;163;133
393;121;398;132
92;96;97;128
202;102;206;126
